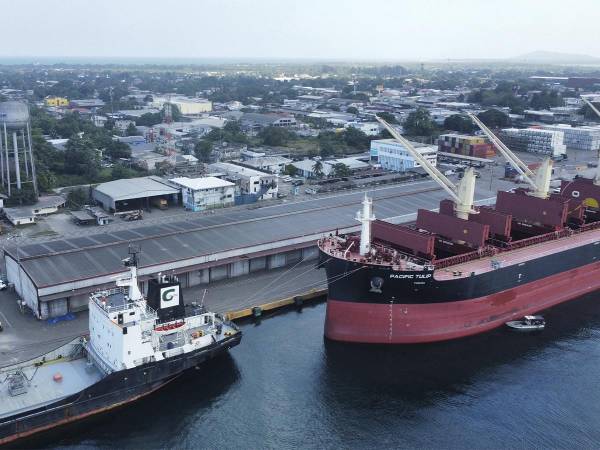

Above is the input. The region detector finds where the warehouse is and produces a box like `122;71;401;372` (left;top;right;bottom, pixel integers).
3;183;457;319
92;176;179;212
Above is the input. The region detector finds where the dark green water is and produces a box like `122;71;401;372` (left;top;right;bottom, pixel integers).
24;294;600;449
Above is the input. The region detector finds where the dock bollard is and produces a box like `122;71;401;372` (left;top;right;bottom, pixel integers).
252;306;262;318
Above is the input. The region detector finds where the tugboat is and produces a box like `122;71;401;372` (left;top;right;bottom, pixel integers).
0;246;242;445
506;316;546;331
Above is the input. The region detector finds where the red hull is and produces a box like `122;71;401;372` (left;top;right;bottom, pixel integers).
325;261;600;344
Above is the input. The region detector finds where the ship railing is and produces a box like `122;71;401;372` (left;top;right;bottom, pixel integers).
576;220;600;234
321;236;430;270
90;287;126;312
82;339;114;376
500;228;570;252
434;246;497;270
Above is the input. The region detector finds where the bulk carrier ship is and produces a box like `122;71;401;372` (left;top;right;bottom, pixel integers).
319;115;600;344
0;247;241;445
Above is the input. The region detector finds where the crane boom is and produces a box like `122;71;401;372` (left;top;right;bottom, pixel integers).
581;97;600;185
467;113;535;181
467;112;552;199
582;97;600;119
376;117;476;219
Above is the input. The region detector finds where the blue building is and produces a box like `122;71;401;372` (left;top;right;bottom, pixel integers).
370;139;437;172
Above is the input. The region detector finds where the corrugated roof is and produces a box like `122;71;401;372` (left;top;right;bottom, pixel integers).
93;176;178;201
9;184;450;288
170;176;234;190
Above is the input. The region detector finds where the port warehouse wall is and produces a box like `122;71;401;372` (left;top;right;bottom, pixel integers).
4;230;339;320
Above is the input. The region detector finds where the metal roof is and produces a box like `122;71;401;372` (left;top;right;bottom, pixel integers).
93;176;179;202
170;176;234;191
8;183;453;289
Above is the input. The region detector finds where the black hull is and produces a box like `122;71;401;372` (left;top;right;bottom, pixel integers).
320;235;600;343
321;238;600;305
0;333;241;445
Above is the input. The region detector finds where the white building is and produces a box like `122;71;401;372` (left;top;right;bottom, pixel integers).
291;157;369;178
291;159;333;178
345;122;381;136
170;176;235;212
3;208;35;226
541;124;600;151
208;162;278;200
153;96;213;115
500;128;567;158
370;139;437;172
2;196;65;226
236;156;293;174
114;119;135;134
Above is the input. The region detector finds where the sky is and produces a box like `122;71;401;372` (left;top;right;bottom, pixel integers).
2;0;599;61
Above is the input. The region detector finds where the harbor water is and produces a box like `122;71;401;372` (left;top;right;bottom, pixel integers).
22;293;600;449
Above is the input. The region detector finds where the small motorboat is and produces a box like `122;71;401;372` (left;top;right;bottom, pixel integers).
506;315;545;331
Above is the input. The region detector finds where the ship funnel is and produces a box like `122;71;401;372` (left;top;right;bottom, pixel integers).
356;193;375;256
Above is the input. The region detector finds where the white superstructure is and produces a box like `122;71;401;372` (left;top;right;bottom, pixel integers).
86;252;222;373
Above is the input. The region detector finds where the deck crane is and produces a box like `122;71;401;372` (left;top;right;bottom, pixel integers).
467;113;553;199
376;117;477;220
581;96;600;185
581;96;600;119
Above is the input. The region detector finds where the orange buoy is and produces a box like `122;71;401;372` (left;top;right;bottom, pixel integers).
53;373;63;382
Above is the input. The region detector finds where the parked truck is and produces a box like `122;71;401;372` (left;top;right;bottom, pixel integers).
151;197;168;210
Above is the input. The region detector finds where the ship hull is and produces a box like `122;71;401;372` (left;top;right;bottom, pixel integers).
0;332;241;445
321;238;600;344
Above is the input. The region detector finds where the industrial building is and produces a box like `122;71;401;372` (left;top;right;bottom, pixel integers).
541;124;600;151
208;162;278;201
152;96;213;115
345;122;381;136
92;176;179;212
236;156;292;174
3;208;35;226
438;134;496;158
370;139;437;172
291;157;370;178
239;113;297;133
44;96;69;107
4;184;455;319
170;176;235;211
500;128;567;158
291;159;333;178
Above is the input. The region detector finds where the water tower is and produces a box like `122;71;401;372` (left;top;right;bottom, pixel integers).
0;101;38;197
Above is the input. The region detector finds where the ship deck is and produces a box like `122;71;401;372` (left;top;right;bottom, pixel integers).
434;227;600;280
0;356;102;421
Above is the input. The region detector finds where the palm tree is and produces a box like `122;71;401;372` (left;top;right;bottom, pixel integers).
312;160;324;178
